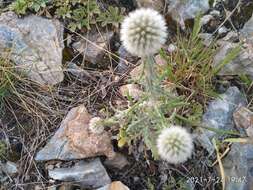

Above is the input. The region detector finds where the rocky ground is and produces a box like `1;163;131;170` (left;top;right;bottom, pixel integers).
1;0;253;190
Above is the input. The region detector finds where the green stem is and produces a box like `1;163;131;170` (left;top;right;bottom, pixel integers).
143;56;157;97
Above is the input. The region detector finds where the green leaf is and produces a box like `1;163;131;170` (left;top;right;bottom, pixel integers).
192;13;202;40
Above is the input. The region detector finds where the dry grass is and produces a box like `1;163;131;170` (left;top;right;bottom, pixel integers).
0;26;129;189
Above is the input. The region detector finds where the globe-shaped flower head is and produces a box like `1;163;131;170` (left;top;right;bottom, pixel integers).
88;117;104;134
157;126;193;164
120;8;167;57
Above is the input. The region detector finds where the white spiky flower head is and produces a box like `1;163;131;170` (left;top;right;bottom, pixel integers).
88;117;104;134
157;125;193;164
120;8;167;57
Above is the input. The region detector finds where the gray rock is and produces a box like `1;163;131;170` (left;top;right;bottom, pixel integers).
0;161;18;175
96;184;110;190
167;0;209;28
196;87;247;154
200;14;214;26
104;153;129;170
214;41;253;79
116;45;138;74
213;14;253;79
48;159;111;189
67;62;97;81
222;31;239;42
0;11;64;85
198;33;213;46
210;10;220;17
240;13;253;45
72;29;114;65
218;26;229;36
222;143;253;190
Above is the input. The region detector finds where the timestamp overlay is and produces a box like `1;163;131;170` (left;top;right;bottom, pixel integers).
186;176;247;187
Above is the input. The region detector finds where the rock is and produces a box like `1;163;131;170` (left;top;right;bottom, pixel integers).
196;87;247;154
104;153;129;170
0;11;64;85
116;45;138;74
166;0;209;28
240;13;253;45
135;0;165;12
67;62;97;81
0;161;18;176
72;29;114;65
96;181;129;190
200;14;214;26
233;106;253;137
222;31;239;42
214;13;253;79
130;62;144;81
213;41;253;79
119;84;143;100
35;105;116;161
222;143;253;190
218;26;229;37
210;10;220;17
48;159;111;189
198;33;213;46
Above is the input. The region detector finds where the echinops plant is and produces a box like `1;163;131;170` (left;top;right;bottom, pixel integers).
120;8;167;96
120;8;193;163
88;117;104;134
120;8;167;57
157;126;193;164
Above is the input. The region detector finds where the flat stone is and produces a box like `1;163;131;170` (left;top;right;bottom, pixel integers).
48;159;111;189
240;13;253;45
213;14;253;79
116;45;138;74
214;41;253;79
35;105;115;161
104;153;129;170
196;86;247;154
0;161;18;175
200;14;214;26
233;106;253;137
166;0;209;28
72;29;114;65
222;143;253;190
0;11;64;85
198;33;213;46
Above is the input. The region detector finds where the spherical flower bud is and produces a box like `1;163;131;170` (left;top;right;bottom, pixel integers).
157;126;193;164
120;8;167;57
88;117;104;134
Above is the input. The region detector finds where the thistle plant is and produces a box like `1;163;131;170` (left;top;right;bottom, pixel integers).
117;8;195;163
120;8;167;94
120;8;167;57
157;126;193;164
